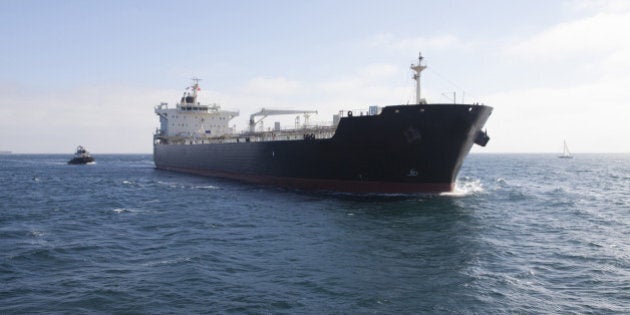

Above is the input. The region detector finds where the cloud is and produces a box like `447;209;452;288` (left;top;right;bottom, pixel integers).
0;83;176;153
315;62;414;108
7;0;629;154
214;63;414;130
479;1;630;153
481;74;630;153
243;77;303;96
367;33;467;53
319;63;399;92
564;0;630;13
502;5;630;65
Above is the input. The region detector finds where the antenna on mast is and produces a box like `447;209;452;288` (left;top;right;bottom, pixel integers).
410;52;427;104
191;77;202;102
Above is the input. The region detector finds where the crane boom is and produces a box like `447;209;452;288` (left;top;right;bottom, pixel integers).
249;108;318;132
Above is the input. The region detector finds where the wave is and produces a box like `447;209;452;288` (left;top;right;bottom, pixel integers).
441;177;485;197
193;185;220;190
112;208;131;213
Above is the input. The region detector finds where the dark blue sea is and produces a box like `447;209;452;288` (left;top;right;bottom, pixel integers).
1;154;629;314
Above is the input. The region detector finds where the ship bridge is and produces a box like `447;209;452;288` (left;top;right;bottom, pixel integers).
154;78;239;143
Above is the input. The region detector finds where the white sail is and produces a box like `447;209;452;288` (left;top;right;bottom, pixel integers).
559;140;573;159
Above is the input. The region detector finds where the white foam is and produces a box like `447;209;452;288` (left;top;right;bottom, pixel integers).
194;185;219;190
441;178;485;197
142;256;192;267
29;230;44;237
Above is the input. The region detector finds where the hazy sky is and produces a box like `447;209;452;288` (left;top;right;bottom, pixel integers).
1;0;628;153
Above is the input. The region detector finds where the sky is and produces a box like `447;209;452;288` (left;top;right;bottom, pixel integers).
1;0;629;153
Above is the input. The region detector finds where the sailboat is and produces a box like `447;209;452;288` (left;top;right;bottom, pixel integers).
558;140;573;159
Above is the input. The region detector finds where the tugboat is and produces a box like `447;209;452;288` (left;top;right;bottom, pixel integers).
68;145;95;164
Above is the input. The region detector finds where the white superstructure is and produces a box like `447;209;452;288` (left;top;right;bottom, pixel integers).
154;79;239;142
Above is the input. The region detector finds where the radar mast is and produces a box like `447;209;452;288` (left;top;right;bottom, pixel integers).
191;77;202;103
410;52;427;104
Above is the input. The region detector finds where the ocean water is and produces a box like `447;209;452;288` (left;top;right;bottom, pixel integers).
1;153;628;314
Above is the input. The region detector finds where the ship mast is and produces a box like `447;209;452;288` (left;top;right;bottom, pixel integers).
410;52;427;104
191;77;201;103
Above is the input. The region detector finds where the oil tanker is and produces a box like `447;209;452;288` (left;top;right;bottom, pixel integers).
153;54;492;193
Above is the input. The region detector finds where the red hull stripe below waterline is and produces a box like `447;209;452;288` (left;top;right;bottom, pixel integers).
156;165;454;194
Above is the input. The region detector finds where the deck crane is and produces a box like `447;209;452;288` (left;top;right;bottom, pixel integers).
249;108;318;132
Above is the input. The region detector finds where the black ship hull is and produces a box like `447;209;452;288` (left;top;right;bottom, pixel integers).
154;104;492;193
68;156;95;165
